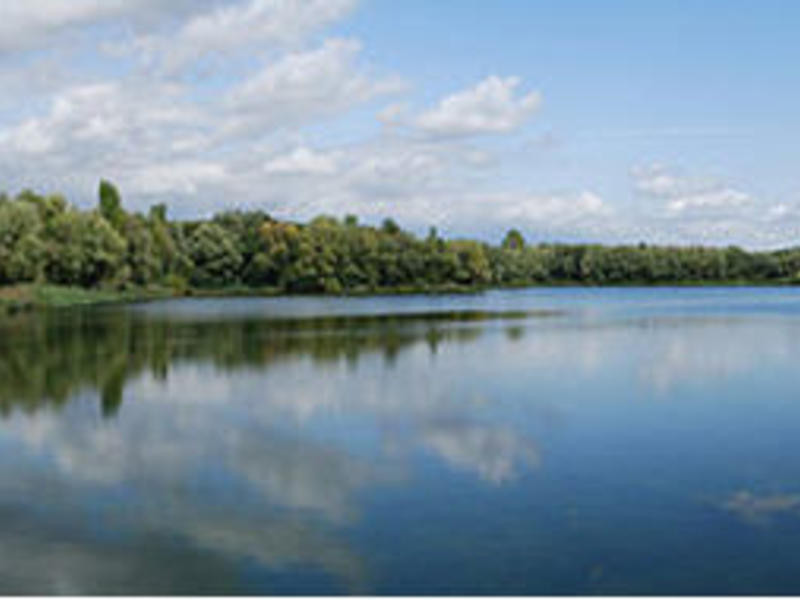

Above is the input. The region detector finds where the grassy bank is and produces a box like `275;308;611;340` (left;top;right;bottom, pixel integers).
0;285;176;314
0;283;490;314
3;279;800;315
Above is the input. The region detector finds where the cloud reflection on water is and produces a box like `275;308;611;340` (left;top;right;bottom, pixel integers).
2;299;800;592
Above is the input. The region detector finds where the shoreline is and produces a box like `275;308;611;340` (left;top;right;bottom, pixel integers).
3;280;799;314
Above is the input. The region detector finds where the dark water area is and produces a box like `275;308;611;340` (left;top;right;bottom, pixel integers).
2;288;800;594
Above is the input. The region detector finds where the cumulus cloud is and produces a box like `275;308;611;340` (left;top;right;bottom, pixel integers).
224;38;404;137
345;146;444;193
0;1;134;52
245;136;491;225
412;76;542;137
134;0;359;74
0;2;788;248
764;202;800;223
632;164;751;215
624;163;800;247
219;132;611;242
416;189;615;242
665;189;750;214
0;2;405;212
377;102;410;126
0;79;220;201
264;147;339;176
0;1;208;53
0;82;199;157
488;190;607;223
123;161;229;196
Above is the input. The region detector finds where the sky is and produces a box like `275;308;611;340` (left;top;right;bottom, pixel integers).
0;0;798;248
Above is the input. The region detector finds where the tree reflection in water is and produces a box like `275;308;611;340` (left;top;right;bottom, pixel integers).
0;305;543;594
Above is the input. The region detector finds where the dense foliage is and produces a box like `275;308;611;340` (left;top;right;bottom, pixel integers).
1;182;800;293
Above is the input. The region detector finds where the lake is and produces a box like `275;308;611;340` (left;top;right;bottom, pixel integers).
2;288;800;594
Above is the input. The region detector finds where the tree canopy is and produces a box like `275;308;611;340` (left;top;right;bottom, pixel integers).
0;182;799;294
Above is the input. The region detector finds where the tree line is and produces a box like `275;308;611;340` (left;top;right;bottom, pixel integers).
1;180;799;293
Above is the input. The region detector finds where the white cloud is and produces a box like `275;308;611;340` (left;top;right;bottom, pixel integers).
0;81;200;156
0;4;403;212
632;164;752;215
413;189;614;241
623;163;800;248
632;163;716;198
764;202;800;223
134;0;359;74
223;38;405;137
376;102;409;126
0;79;227;206
248;136;503;227
0;3;790;249
264;147;338;176
123;161;228;196
346;149;443;190
666;189;750;214
490;190;607;223
413;76;542;137
214;131;610;242
0;1;207;53
0;1;129;51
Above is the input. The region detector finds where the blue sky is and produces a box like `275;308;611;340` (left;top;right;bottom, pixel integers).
0;1;797;247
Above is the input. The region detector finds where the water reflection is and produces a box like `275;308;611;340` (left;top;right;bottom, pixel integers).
0;309;537;416
0;307;545;594
3;293;800;594
420;420;540;484
720;491;800;526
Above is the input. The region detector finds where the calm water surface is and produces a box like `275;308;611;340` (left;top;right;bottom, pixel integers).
2;288;800;594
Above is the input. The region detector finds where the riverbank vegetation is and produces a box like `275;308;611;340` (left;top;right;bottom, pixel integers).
2;181;800;310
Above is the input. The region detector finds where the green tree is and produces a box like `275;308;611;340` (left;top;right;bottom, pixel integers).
98;179;126;230
0;200;44;284
43;210;126;287
381;218;401;236
502;229;525;251
122;215;160;286
187;222;243;287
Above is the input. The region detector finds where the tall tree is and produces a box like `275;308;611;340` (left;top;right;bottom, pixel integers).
98;179;126;230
